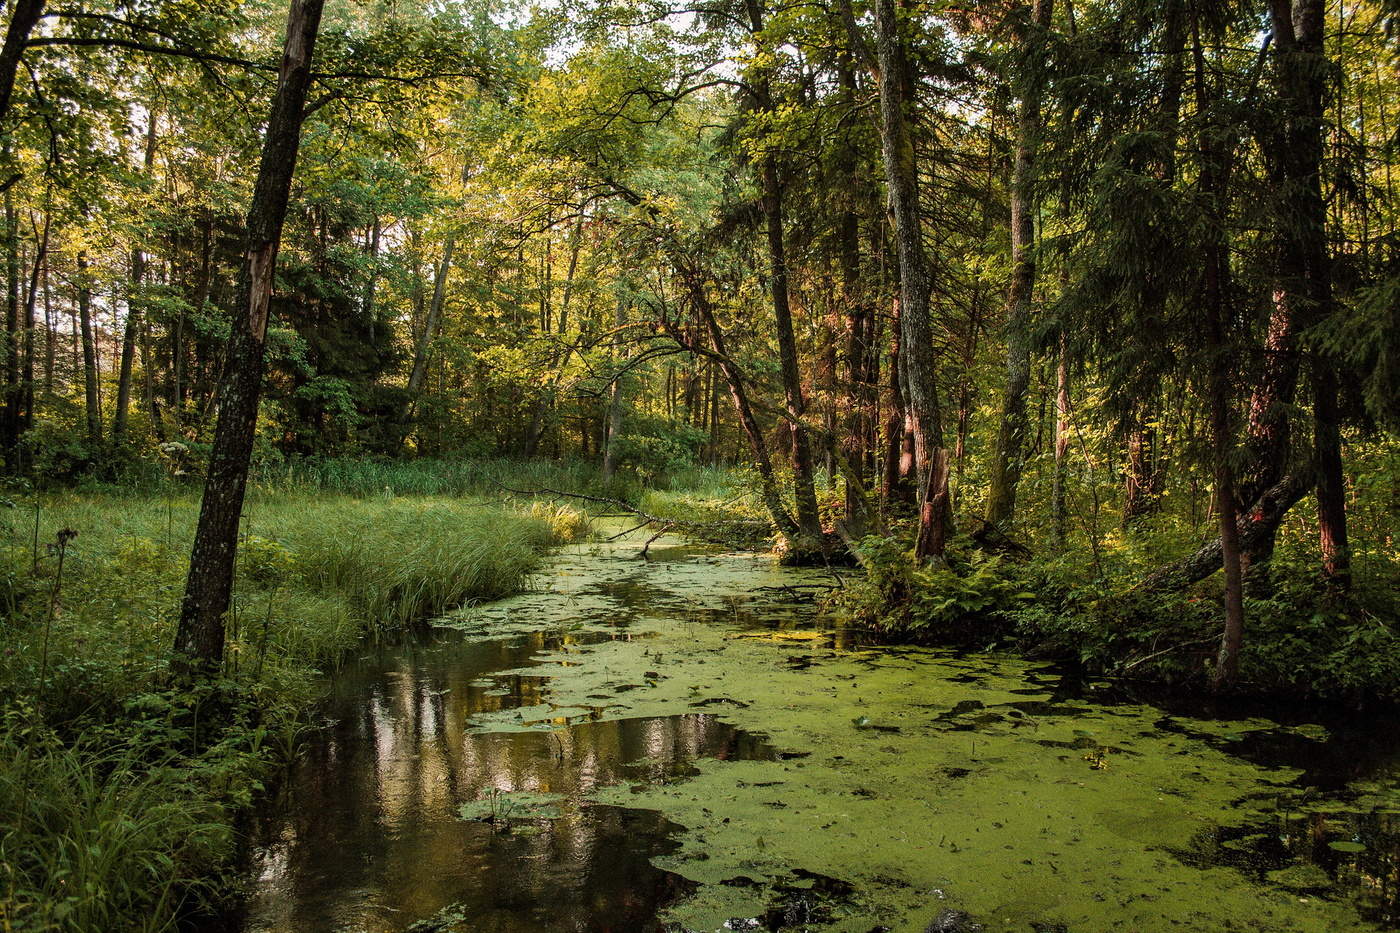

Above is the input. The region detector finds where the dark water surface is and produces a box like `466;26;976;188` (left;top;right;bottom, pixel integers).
225;530;1400;933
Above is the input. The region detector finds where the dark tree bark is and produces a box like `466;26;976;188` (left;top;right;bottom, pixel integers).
838;166;874;530
869;0;946;560
1190;9;1246;689
986;0;1053;532
682;266;799;540
1269;0;1349;588
759;159;823;541
745;0;822;543
76;253;101;445
2;187;17;461
114;108;160;443
19;209;44;435
0;0;43;125
173;0;324;677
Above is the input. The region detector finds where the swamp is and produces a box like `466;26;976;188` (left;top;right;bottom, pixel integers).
0;0;1398;930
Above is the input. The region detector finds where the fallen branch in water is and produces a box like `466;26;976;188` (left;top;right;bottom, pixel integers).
1119;635;1219;673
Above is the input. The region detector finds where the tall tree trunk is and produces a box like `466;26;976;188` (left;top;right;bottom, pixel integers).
759;159;823;541
1193;10;1245;690
174;0;324;678
986;0;1053;532
837;55;876;537
745;0;822;543
19;209;43;434
77;253;101;446
401;231;455;437
2;187;17;461
1051;331;1070;547
602;298;627;479
400;170;469;446
869;0;946;560
1269;0;1348;588
114;108;160;443
0;0;43;125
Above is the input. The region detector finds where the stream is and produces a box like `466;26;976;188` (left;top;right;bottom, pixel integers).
227;524;1400;932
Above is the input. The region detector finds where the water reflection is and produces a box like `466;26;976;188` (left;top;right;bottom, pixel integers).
233;626;774;933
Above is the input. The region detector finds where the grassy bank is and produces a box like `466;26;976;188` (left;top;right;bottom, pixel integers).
0;488;585;932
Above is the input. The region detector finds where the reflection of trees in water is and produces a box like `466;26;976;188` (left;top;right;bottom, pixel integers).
246;623;763;932
1176;808;1399;927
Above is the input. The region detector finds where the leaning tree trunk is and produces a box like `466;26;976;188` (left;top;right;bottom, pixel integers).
684;267;799;540
871;0;947;561
173;0;324;678
985;0;1054;533
400;230;456;441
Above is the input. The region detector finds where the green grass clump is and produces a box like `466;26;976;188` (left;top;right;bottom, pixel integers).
0;722;228;933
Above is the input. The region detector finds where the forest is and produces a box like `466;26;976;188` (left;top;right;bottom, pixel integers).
0;0;1397;930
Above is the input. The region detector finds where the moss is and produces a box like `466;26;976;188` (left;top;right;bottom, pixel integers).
452;525;1388;932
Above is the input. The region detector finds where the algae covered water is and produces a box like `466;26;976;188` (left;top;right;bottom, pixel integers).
231;527;1400;932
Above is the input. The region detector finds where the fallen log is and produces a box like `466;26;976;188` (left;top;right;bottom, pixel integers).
1138;468;1310;592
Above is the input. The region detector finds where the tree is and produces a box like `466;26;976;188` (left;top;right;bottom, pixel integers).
173;0;325;676
862;0;948;561
985;0;1054;534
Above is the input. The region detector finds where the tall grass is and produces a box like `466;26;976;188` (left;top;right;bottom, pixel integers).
0;728;228;933
0;489;587;932
248;456;634;500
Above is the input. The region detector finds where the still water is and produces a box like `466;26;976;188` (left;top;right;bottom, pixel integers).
228;527;1400;932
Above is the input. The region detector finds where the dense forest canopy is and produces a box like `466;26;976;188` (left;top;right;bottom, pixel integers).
0;0;1397;681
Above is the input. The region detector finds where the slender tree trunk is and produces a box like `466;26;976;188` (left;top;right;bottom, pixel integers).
744;0;821;542
402;232;455;433
114;109;160;443
685;267;799;539
401;165;468;443
77;253;101;445
839;206;873;523
869;0;946;559
602;298;627;478
986;0;1053;532
759;159;823;541
19;210;43;434
2;187;17;461
1192;10;1244;690
1051;331;1070;547
174;0;324;677
1268;0;1348;588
